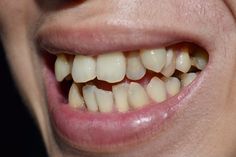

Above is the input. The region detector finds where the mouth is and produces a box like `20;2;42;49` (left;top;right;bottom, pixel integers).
39;21;209;152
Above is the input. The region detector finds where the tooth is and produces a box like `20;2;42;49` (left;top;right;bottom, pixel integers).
55;54;72;82
164;77;180;96
191;49;208;70
97;52;126;83
128;82;149;109
181;73;197;87
140;48;167;73
161;49;176;77
95;88;114;113
126;52;146;80
82;85;98;112
72;55;96;83
68;83;84;108
176;48;191;73
146;77;167;103
112;83;129;112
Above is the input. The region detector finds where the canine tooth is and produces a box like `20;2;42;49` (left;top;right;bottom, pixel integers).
126;52;146;80
146;77;167;103
164;77;180;96
176;48;191;73
192;50;208;70
128;82;149;109
55;54;72;82
95;88;114;113
97;52;126;83
181;73;197;87
72;55;96;83
140;48;167;73
161;49;176;77
68;83;84;108
82;85;98;112
112;83;129;112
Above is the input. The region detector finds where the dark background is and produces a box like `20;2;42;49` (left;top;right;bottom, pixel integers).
0;43;48;157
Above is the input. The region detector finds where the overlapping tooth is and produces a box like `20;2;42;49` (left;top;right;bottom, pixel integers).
55;54;72;82
176;48;191;73
181;73;197;87
68;83;84;108
126;52;146;80
82;85;98;112
146;77;167;103
72;55;96;83
97;52;126;83
161;49;176;77
95;88;114;113
140;48;167;73
164;77;180;96
191;49;208;70
128;82;149;109
112;83;129;112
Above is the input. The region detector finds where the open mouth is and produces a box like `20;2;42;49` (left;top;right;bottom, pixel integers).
42;38;208;152
54;43;208;112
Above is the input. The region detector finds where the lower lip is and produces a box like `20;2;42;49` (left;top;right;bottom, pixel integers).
43;54;199;152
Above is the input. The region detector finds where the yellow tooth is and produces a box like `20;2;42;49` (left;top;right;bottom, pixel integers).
140;48;167;73
95;88;114;113
161;49;176;77
164;77;180;96
126;52;146;80
55;54;72;82
191;49;208;70
176;48;191;73
112;83;129;113
97;52;126;83
181;73;197;87
146;77;167;103
72;55;96;83
128;82;149;109
68;83;84;108
82;85;98;112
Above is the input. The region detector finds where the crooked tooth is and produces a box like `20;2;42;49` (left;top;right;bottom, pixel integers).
140;48;167;73
55;54;72;82
181;73;197;87
126;52;146;80
161;49;176;77
82;85;98;112
95;88;114;113
146;77;167;103
112;83;129;112
128;82;149;109
191;49;208;70
97;52;126;83
176;48;191;73
164;77;180;96
68;83;84;108
72;55;96;83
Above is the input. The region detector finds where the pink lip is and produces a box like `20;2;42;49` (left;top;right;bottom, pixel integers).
39;21;208;152
43;60;199;152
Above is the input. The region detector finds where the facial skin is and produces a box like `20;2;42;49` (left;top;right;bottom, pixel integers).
1;0;236;157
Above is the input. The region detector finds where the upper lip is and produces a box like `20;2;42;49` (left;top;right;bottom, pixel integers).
37;13;211;56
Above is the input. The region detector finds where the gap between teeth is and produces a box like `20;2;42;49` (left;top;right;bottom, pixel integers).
54;45;208;113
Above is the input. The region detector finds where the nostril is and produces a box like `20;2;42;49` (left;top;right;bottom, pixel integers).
35;0;87;11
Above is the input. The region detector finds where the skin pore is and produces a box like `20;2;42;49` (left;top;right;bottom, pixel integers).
1;0;236;157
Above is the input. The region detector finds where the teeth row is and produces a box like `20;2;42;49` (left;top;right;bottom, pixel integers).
55;48;208;83
68;73;197;113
